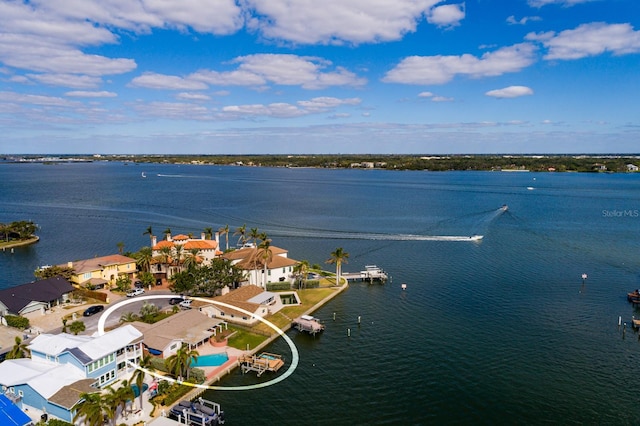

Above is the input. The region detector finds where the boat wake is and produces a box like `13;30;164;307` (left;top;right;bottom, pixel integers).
269;229;483;242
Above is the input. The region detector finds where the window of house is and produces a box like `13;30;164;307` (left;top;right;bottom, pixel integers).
18;390;24;397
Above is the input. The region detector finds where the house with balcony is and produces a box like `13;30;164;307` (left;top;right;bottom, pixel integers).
221;245;298;288
59;254;137;289
0;325;143;423
151;232;223;280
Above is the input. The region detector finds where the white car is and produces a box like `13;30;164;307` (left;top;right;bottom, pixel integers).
179;299;192;308
126;288;145;297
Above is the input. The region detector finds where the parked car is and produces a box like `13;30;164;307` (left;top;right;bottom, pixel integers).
126;288;145;297
169;297;185;305
134;280;144;289
179;299;192;309
83;305;105;316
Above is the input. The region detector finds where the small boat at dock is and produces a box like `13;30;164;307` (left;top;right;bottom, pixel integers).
293;315;325;335
170;397;225;425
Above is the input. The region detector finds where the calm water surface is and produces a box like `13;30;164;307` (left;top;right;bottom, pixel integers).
1;162;640;424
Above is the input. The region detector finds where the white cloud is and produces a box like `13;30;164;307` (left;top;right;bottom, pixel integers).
485;85;534;98
192;54;366;90
65;91;117;98
27;0;243;35
528;0;596;7
28;74;103;89
176;92;211;101
427;3;465;28
506;15;541;25
527;22;640;60
418;92;434;97
382;43;537;85
130;72;209;90
0;91;80;108
431;96;454;102
245;0;442;44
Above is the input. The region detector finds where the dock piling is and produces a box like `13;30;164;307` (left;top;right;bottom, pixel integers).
347;328;351;337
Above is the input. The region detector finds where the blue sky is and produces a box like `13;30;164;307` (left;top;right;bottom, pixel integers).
1;0;639;154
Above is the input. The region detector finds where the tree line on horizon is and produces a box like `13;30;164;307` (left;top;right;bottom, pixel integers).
27;154;640;173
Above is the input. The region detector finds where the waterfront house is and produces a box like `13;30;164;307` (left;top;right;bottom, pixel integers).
0;276;75;317
201;285;279;326
627;163;639;172
221;245;298;288
151;233;222;280
130;309;225;358
0;325;143;423
59;254;137;289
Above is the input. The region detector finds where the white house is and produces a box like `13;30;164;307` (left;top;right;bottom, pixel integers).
201;285;279;326
221;245;298;288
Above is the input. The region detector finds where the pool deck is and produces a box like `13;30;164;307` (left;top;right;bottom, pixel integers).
195;340;245;382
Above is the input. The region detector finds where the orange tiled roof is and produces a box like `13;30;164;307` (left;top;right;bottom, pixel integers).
152;240;174;250
173;234;189;240
184;240;218;250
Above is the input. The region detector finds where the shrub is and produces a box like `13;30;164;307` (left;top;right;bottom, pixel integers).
190;367;205;384
5;314;29;329
46;420;73;426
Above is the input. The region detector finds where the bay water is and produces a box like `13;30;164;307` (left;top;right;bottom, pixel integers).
1;162;640;424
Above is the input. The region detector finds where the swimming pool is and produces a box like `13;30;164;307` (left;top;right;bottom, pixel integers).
191;353;229;367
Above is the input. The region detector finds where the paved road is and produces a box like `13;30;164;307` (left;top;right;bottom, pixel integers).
28;289;180;335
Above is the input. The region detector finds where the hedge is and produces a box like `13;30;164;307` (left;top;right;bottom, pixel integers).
5;314;30;330
266;282;292;291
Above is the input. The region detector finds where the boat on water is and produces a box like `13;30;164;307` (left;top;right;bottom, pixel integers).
141;172;146;178
170;397;225;426
501;204;508;211
293;314;325;335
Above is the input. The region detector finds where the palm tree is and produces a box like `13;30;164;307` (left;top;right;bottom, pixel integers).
116;241;124;255
165;344;199;380
74;392;106;426
135;246;153;273
173;244;184;273
143;226;154;245
218;224;229;251
130;353;154;409
249;227;260;246
104;380;134;424
204;227;213;239
234;224;246;247
119;312;139;323
183;248;201;271
5;336;30;359
163;228;172;240
156;246;172;276
69;320;86;335
258;237;273;288
326;247;349;286
293;260;310;289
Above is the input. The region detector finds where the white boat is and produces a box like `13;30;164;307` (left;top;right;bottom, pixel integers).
141;172;146;178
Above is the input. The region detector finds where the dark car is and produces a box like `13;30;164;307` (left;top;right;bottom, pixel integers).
83;305;104;316
134;280;144;289
169;297;184;305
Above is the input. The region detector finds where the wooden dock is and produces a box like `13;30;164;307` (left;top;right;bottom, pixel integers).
343;265;388;283
239;352;285;377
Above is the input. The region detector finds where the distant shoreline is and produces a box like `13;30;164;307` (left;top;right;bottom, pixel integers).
3;154;640;173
